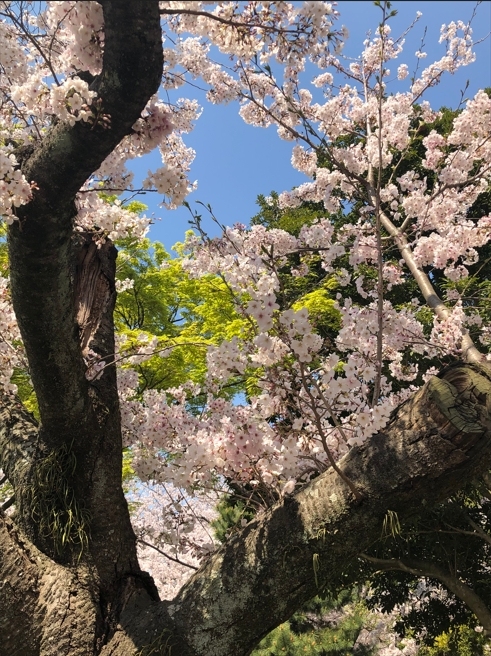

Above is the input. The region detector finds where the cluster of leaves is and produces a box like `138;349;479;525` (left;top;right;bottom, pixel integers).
23;441;91;560
251;589;373;656
115;233;248;405
418;624;489;656
210;494;256;543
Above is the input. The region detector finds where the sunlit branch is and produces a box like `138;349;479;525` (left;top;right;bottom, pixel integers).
160;7;320;37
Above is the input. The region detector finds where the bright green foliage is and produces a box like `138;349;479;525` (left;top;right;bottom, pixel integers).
122;449;135;489
98;193;148;218
0;478;13;505
10;368;39;419
114;224;343;407
252;192;325;237
251;589;374;656
211;495;256;543
291;285;341;335
418;625;489;656
115;234;248;398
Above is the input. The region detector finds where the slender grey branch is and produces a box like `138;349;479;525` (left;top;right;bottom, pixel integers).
360;552;491;635
160;7;311;36
462;513;491;547
138;538;198;570
365;191;484;364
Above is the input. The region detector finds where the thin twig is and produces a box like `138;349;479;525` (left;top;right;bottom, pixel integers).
0;496;14;512
138;538;198;570
298;363;364;501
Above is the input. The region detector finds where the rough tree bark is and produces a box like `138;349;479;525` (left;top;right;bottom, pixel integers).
1;3;491;655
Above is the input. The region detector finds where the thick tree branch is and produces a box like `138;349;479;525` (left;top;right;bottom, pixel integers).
360;553;491;635
0;511;110;656
0;514;42;656
8;0;163;441
4;0;163;592
100;362;491;656
0;392;161;654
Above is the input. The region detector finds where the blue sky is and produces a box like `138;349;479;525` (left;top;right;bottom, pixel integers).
128;1;491;251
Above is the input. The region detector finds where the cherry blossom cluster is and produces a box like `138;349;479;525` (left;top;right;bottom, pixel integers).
161;1;342;65
93;95;196;207
120;379;290;491
360;23;404;75
0;276;25;393
159;0;346;151
8;71;98;135
0;2;200;229
429;301;468;354
48;76;98;126
0;152;33;222
1;3;105;223
115;278;135;294
118;215;444;494
0;18;28;83
128;481;219;599
44;1;104;75
411;20;475;98
75;192;151;243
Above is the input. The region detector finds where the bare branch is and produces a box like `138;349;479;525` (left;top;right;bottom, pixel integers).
361;552;491;635
138;538;199;571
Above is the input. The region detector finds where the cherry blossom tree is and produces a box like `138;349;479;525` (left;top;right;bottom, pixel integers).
1;2;491;655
